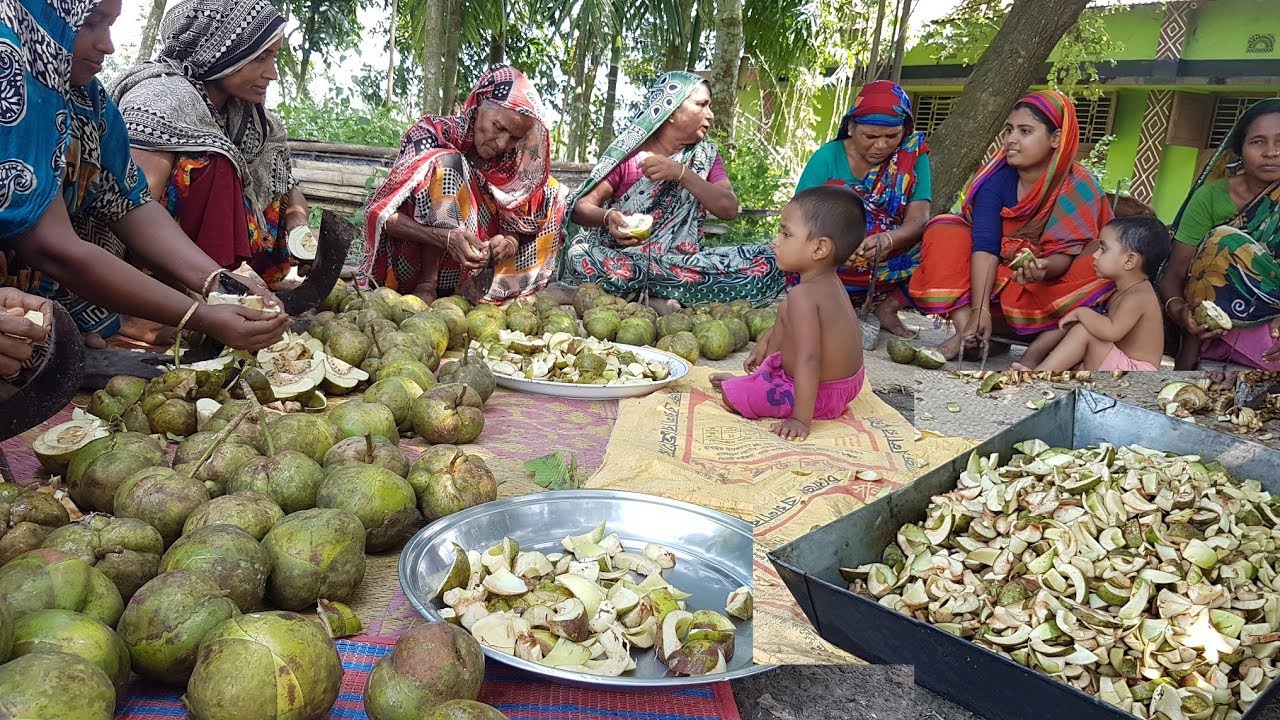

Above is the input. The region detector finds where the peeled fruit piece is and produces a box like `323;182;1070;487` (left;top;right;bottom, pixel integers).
328;400;400;443
726;586;754;620
694;320;734;361
186;611;343;720
261;508;367;610
183;491;285;541
1157;381;1210;415
0;548;124;625
364;377;425;432
113;467;209;546
666;638;727;676
208;292;278;313
407;446;497;521
1007;248;1037;271
160;524;271;613
323;435;410;477
66;431;167;513
118;570;240;685
316;465;421;552
32;418;109;475
422;700;510;720
362;621;485;720
618;212;654;239
411;383;486;445
12;608;131;694
320;355;369;396
229;450;325;514
286;225;318;260
913;347;946;370
886;337;917;364
436;352;497;403
42;515;164;601
1192;299;1233;331
0;651;116;720
265;412;340;463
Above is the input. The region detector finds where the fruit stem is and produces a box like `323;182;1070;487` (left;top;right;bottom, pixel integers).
237;379;275;455
365;433;375;464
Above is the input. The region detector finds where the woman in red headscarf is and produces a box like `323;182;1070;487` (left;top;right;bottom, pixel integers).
360;65;566;304
795;80;931;337
908;90;1114;363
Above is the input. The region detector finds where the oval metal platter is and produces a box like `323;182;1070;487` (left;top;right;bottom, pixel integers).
398;489;774;688
488;343;690;400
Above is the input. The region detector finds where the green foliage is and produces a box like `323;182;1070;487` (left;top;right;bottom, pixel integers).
276;97;412;147
523;453;584;490
708;131;788;247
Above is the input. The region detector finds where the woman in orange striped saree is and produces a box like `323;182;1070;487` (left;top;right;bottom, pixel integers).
908;90;1114;362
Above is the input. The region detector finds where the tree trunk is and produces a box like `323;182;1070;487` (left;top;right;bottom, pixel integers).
565;26;597;162
599;35;623;156
440;0;463;114
298;0;321;91
890;0;912;83
708;0;742;139
136;0;167;63
385;0;398;105
417;0;447;115
488;0;507;65
867;0;888;82
577;40;604;160
928;0;1092;213
685;5;702;71
665;0;696;71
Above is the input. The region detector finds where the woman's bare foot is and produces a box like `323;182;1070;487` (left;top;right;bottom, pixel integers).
82;332;107;349
874;301;916;338
119;316;177;346
646;297;681;316
934;333;966;361
1011;362;1033;371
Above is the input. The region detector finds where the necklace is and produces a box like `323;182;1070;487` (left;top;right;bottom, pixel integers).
1106;278;1148;307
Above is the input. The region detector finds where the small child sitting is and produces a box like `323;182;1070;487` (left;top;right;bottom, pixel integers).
709;185;867;440
1015;216;1171;372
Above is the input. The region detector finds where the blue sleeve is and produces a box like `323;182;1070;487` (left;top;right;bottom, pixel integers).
909;153;932;203
970;166;1017;256
89;89;152;222
795;143;837;193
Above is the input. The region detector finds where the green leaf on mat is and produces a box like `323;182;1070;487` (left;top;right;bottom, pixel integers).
524;453;583;491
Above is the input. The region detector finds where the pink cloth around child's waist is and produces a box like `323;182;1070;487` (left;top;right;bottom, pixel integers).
1096;345;1157;372
721;352;865;420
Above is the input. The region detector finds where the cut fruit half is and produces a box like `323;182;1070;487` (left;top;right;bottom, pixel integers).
207;292;281;314
33;418;110;474
287;225;318;261
1007;248;1037;271
320;355;369;395
913;348;946;370
1192;300;1232;332
619;213;654;240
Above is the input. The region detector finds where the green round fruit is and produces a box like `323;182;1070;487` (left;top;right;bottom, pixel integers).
435;353;496;403
422;700;510;720
410;384;485;445
722;316;750;352
505;309;541;336
615;317;657;347
376;359;437;392
261;508;367;610
693;320;734;361
117;570;239;685
427;304;469;349
744;308;776;341
399;313;451;358
264;413;340;463
323;435;410;477
228;450;325;514
0;651;116;719
466;311;506;342
326;327;373;368
316;465;420;552
66;432;167;514
160;524;271;613
656;314;693;338
435;295;472;316
174;432;263;498
183;491;285;541
148;397;198;437
12;608;131;694
364;377;425;432
886;337;918;364
41;515;164;601
0;548;123;625
406;447;497;521
363;622;485;720
328;400;400;444
113;467;209;547
541;312;577;335
186;611;343;720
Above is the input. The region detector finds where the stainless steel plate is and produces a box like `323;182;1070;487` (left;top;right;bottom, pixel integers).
489;343;690;400
399;489;773;687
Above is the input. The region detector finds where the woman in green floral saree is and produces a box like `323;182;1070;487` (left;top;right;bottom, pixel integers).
1161;99;1280;370
563;73;783;311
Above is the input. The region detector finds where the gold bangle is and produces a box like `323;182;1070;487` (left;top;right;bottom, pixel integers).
200;269;224;297
176;301;200;335
978;306;991;315
677;166;686;183
604;210;619;227
1164;296;1185;313
172;301;201;368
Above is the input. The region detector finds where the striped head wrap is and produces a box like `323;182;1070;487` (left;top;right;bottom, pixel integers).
837;80;914;139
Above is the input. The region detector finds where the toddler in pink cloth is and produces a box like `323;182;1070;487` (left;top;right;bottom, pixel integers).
710;186;867;440
1015;216;1170;372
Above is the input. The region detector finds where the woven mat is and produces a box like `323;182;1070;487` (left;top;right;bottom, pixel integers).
587;367;978;666
115;636;741;720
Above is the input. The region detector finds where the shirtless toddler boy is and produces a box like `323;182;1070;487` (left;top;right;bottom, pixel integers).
710;185;867;440
1015;216;1170;371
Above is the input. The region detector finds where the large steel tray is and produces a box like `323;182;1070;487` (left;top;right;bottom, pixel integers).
768;389;1280;720
399;489;772;688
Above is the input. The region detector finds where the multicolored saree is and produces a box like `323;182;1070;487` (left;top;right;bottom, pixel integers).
908;90;1114;334
563;72;783;307
359;64;565;304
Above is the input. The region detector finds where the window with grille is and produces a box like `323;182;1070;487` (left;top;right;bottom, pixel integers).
913;94;962;136
1208;96;1280;148
1074;94;1115;144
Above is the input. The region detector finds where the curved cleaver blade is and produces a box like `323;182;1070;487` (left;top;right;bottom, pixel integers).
277;209;357;316
0;303;84;441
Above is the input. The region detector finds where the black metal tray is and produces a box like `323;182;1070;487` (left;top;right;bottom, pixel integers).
767;388;1280;720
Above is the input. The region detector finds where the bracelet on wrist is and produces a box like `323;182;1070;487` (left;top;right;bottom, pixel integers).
1164;296;1185;313
200;269;225;297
